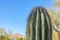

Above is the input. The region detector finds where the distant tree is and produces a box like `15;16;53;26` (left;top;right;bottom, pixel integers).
54;0;60;6
49;0;60;40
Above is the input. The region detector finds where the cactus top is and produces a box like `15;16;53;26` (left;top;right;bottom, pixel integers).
26;7;52;40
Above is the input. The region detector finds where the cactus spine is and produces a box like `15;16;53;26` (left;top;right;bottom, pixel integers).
26;7;52;40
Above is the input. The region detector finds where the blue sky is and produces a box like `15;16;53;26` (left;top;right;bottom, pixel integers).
0;0;53;35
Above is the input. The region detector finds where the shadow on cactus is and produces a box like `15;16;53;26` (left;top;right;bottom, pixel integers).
26;7;52;40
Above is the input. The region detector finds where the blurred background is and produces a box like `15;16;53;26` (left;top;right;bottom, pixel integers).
0;0;60;40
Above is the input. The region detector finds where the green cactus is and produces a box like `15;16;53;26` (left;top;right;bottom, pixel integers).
26;7;52;40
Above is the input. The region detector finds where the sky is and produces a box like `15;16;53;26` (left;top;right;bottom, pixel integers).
0;0;54;35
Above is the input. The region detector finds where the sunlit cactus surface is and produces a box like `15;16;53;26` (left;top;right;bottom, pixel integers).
26;7;52;40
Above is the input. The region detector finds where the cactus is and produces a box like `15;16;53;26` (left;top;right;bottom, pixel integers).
26;7;52;40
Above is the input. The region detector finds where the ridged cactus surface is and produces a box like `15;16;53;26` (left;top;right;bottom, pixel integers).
26;7;52;40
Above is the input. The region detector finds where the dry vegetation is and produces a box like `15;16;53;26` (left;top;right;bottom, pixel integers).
49;0;60;40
